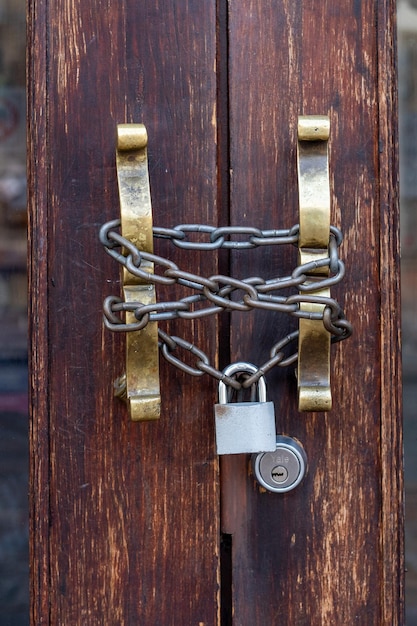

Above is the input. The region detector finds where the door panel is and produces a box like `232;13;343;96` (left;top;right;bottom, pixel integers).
224;1;402;624
29;1;220;624
29;0;403;624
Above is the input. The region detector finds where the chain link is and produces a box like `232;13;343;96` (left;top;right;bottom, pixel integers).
100;220;352;390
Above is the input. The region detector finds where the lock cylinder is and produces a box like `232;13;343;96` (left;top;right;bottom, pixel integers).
252;435;307;493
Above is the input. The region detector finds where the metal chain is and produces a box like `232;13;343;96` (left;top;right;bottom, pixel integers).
157;329;300;390
100;219;352;389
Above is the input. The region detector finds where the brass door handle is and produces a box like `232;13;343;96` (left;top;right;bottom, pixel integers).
297;115;332;412
115;124;161;421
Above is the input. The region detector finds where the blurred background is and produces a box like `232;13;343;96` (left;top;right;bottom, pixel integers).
399;1;417;623
0;1;416;623
0;0;28;624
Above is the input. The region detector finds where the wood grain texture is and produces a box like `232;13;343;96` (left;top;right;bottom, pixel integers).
27;1;51;624
29;0;402;624
377;2;404;624
29;1;220;624
225;0;403;624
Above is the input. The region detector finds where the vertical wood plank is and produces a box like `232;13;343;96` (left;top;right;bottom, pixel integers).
27;0;50;623
377;2;404;624
225;0;402;624
29;1;220;624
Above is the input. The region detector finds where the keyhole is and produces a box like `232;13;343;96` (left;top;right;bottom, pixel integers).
271;465;288;484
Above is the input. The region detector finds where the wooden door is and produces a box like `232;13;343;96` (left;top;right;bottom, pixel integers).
28;1;403;624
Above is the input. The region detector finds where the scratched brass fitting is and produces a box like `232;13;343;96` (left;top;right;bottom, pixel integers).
297;115;332;412
116;124;160;421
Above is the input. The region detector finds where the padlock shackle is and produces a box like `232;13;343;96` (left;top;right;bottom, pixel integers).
218;361;267;404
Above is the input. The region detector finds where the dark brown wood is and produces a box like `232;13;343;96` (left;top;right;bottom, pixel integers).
224;0;403;624
29;1;220;624
29;0;403;624
28;1;50;624
377;3;404;622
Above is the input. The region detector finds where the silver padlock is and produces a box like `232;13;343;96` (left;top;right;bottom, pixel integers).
214;362;276;455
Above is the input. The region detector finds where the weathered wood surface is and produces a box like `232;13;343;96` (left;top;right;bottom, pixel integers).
29;1;220;624
29;0;403;624
224;0;403;624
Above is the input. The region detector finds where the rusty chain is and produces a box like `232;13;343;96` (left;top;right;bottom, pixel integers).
100;219;352;389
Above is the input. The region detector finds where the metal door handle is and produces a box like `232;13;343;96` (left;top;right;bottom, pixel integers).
114;124;161;421
297;115;332;411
